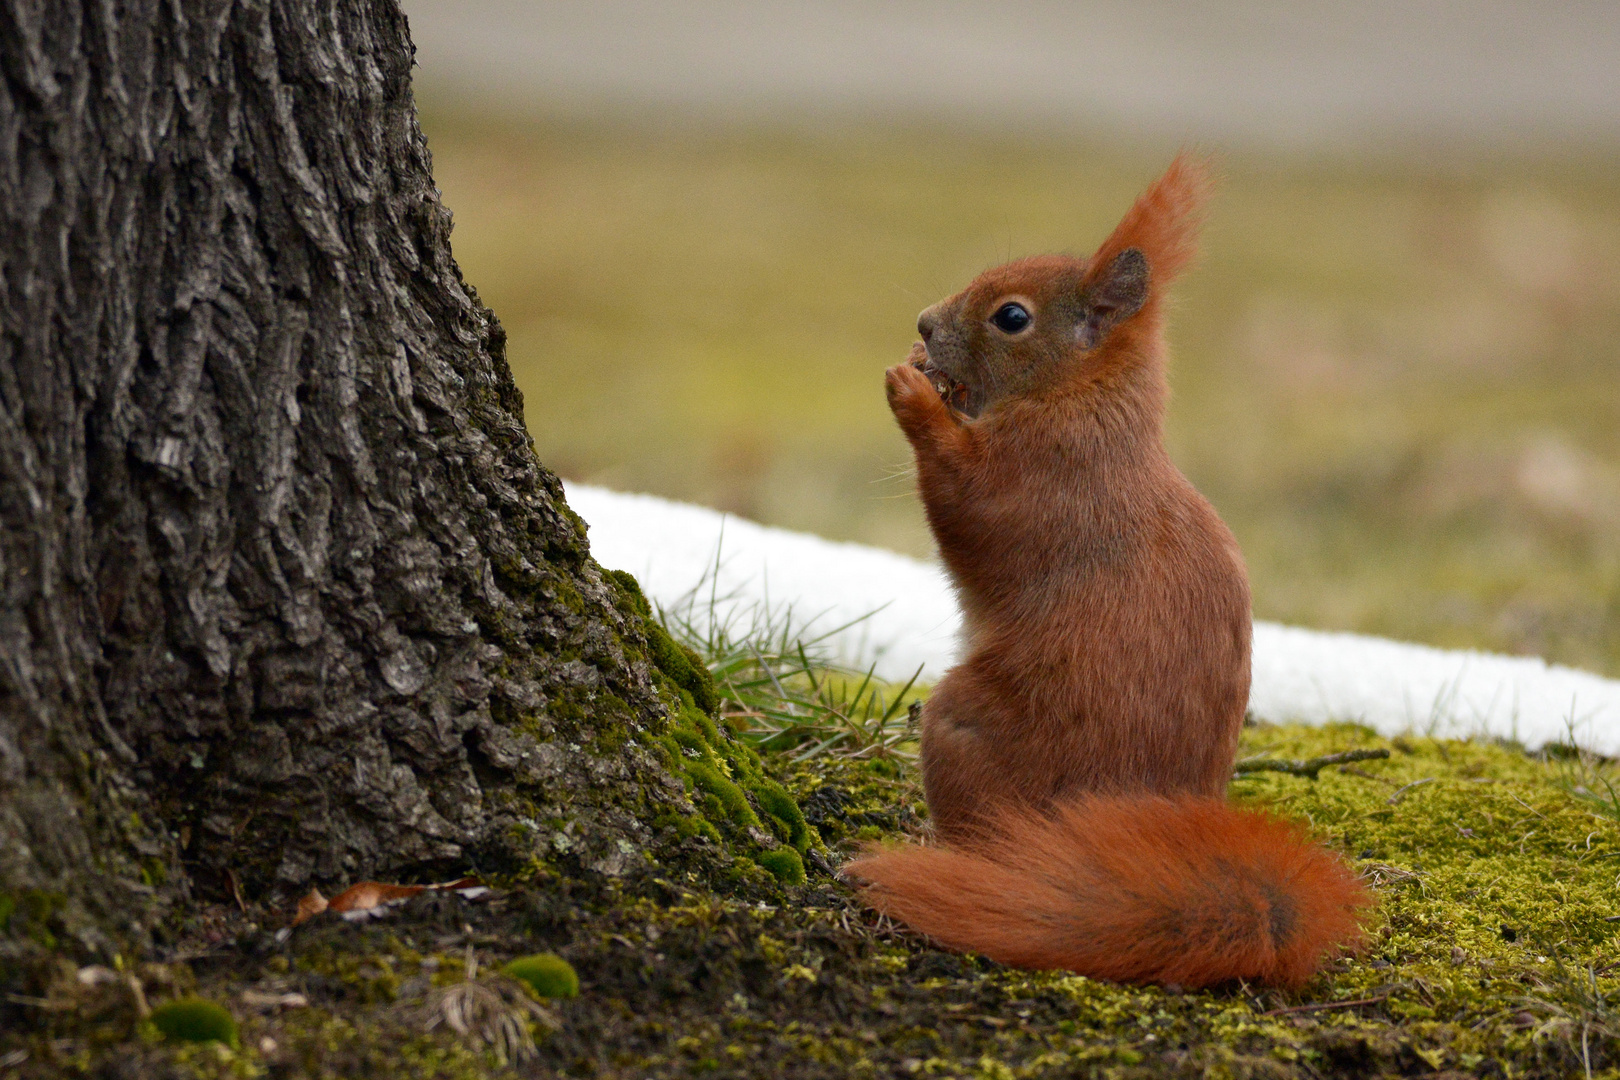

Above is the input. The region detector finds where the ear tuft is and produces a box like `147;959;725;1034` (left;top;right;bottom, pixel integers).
1077;248;1149;349
1085;152;1213;300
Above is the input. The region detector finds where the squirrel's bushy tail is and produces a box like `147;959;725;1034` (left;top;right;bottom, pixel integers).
844;796;1370;988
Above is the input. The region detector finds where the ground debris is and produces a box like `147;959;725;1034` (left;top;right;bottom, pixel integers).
7;724;1620;1078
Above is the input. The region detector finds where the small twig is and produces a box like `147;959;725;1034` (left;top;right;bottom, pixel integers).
226;868;247;914
1509;792;1547;819
3;994;57;1009
1233;748;1390;781
1361;863;1428;893
1341;766;1399;787
1387;777;1437;805
1263;993;1391;1016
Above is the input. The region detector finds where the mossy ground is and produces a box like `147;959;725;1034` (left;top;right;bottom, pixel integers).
9;722;1620;1078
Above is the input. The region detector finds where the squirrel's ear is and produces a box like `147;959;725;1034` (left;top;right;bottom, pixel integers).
1083;151;1211;300
1076;248;1149;349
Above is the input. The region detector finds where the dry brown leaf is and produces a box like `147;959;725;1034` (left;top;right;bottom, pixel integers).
291;877;484;925
327;881;427;913
293;888;328;925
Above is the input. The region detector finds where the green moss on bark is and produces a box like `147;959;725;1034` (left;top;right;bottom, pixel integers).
600;567;823;886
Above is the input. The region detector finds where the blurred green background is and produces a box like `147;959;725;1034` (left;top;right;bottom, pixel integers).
407;3;1620;675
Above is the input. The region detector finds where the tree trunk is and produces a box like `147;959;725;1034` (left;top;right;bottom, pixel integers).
0;0;703;959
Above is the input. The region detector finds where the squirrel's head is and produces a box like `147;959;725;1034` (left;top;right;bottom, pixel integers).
915;249;1149;417
915;153;1211;418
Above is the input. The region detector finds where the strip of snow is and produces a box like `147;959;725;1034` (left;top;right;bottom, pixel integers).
566;482;1620;755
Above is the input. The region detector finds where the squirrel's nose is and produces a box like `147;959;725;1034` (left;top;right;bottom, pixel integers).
917;307;940;344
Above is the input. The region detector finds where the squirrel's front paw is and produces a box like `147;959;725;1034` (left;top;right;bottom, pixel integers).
887;361;946;440
886;359;935;409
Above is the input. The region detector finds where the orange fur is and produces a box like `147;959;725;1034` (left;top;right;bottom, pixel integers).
861;155;1371;988
1086;150;1212;296
845;798;1371;989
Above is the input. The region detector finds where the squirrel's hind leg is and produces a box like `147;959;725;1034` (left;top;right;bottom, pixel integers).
916;674;1036;844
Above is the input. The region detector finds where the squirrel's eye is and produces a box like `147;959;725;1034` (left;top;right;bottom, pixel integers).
991;303;1031;333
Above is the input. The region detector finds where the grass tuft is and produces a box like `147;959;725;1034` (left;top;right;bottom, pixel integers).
654;571;924;763
1546;720;1620;829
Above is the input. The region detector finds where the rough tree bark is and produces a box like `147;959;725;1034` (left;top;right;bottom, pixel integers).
0;0;707;959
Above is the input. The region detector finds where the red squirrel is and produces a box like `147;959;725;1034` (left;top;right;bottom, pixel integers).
844;155;1370;989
